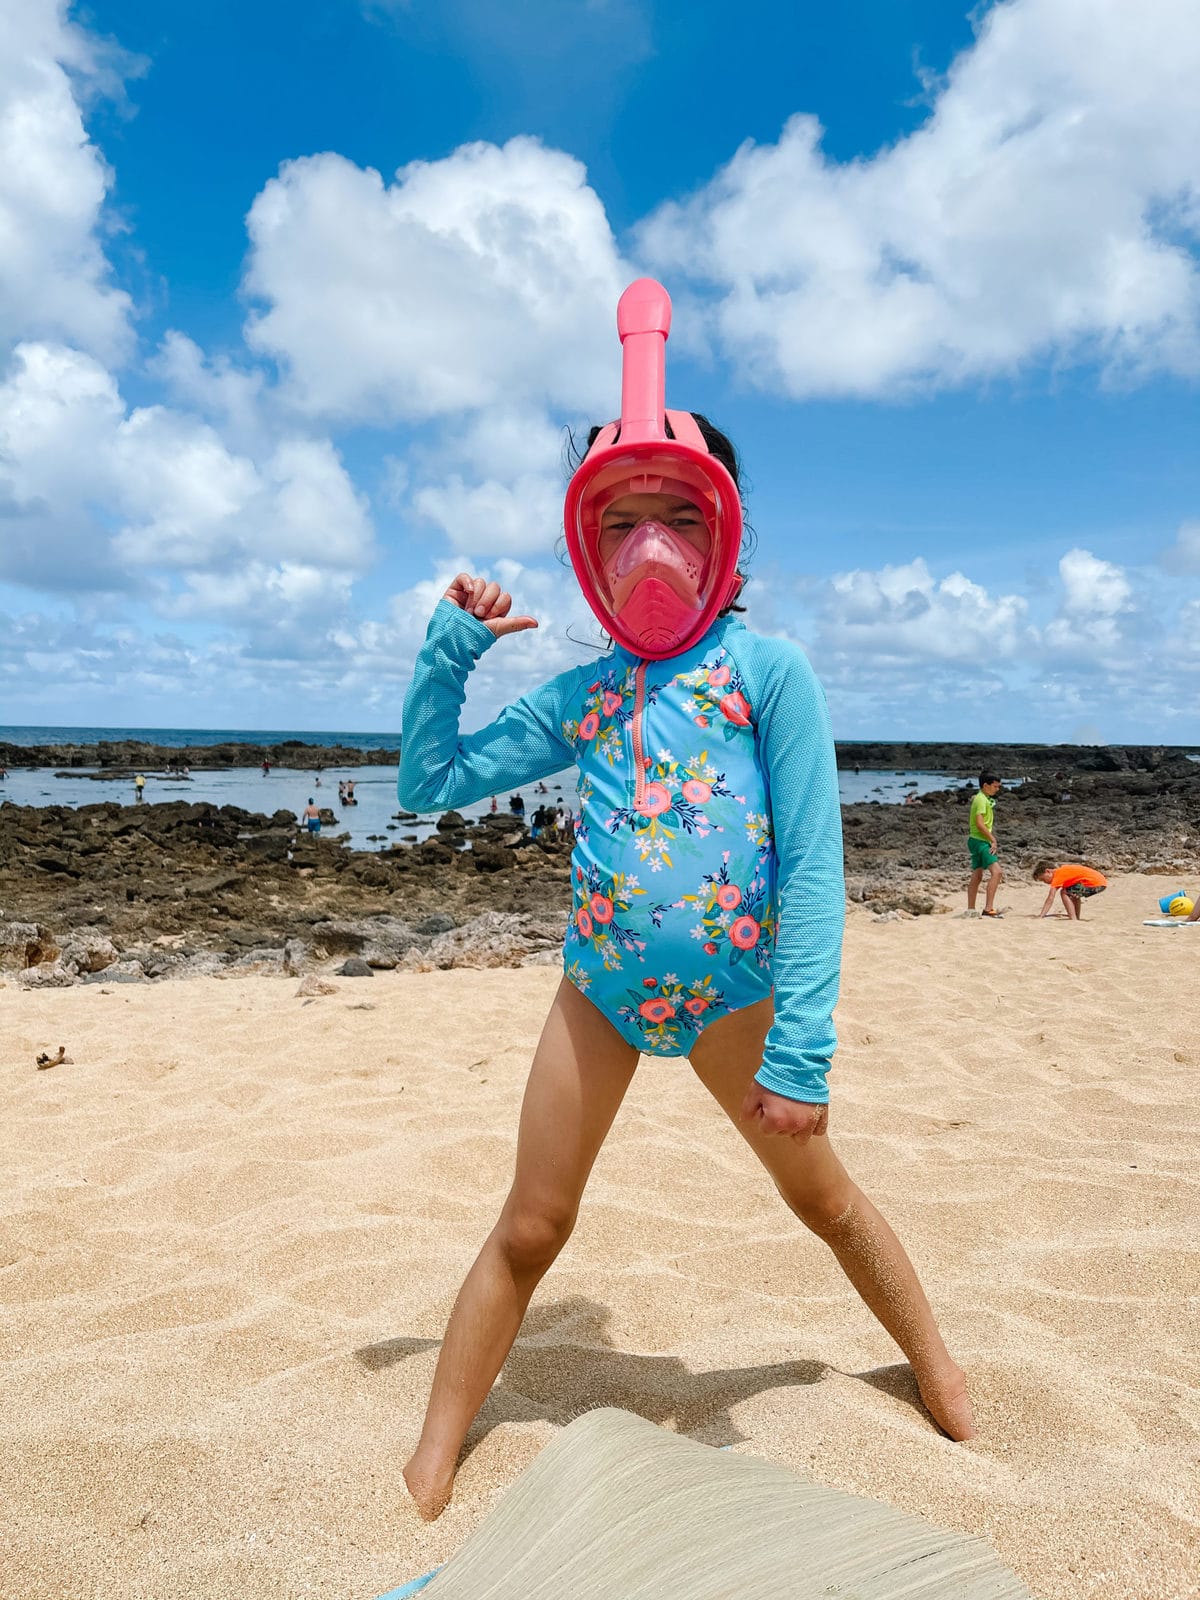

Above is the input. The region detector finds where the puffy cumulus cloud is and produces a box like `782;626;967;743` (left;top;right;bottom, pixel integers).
413;473;564;558
1043;547;1135;655
639;0;1200;397
0;341;374;612
0;0;136;362
405;407;575;560
243;137;629;423
818;558;1029;662
148;331;271;447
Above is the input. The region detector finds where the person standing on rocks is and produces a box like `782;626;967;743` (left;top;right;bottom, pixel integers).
395;277;973;1522
967;771;1003;917
134;773;146;802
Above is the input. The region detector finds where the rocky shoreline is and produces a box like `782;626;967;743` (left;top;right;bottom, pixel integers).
1;751;1197;988
2;736;1195;775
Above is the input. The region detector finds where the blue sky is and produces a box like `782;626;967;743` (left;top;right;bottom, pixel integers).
1;0;1198;740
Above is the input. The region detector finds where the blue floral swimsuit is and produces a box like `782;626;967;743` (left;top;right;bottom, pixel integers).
399;602;845;1105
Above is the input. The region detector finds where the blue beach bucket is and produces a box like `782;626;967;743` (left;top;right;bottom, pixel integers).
1159;890;1186;914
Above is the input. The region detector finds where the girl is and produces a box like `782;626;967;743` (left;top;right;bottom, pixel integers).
397;280;973;1519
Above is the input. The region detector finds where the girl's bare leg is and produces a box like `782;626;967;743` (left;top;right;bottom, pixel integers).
402;979;638;1518
689;1000;975;1440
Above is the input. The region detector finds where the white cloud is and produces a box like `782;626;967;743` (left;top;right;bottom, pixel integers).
818;558;1029;662
0;0;136;362
1043;547;1134;655
1055;547;1132;616
639;0;1200;397
243;137;629;423
413;473;564;558
0;341;374;612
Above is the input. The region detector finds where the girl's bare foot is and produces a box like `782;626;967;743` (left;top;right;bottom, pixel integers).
915;1359;976;1440
402;1449;456;1521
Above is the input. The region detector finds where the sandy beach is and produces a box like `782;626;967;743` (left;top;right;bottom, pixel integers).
2;871;1197;1600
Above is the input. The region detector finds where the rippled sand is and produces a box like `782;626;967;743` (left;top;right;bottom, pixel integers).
1;873;1197;1599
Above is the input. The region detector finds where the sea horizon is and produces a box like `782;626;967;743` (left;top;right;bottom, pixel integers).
3;723;1197;753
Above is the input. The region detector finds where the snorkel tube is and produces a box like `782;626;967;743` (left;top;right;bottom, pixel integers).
564;278;744;660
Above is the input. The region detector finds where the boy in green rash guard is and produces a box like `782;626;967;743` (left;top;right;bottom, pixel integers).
967;771;1003;918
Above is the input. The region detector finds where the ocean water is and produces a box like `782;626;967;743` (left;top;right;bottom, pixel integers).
0;724;974;851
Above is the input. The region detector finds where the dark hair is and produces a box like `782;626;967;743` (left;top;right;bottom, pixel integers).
978;771;1000;788
562;412;756;612
1031;859;1055;879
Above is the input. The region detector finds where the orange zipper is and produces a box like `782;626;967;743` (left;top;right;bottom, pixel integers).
631;661;649;809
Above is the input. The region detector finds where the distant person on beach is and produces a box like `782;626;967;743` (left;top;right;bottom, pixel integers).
262;759;270;776
301;799;321;834
490;795;498;814
967;771;1003;917
395;280;973;1521
1032;861;1107;920
134;773;146;801
509;792;525;819
337;781;347;804
345;778;355;803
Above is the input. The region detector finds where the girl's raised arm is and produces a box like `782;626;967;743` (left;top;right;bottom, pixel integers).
398;580;585;814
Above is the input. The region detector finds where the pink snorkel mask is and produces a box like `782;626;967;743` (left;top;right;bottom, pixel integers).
564;278;744;660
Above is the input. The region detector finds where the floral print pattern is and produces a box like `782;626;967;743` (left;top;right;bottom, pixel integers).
615;972;728;1052
563;638;777;1056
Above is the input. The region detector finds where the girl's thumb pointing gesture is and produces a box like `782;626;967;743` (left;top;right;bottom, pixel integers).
444;573;539;640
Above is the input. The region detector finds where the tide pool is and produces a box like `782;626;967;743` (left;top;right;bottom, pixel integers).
0;763;967;851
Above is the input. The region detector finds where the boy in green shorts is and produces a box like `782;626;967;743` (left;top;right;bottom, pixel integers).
967;771;1003;917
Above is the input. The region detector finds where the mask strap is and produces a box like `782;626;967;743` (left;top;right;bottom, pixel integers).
664;409;707;450
588;422;619;453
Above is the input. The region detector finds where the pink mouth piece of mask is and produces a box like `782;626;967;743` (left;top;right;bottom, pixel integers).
564;278;744;660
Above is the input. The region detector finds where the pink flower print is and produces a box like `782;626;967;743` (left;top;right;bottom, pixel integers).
716;884;742;911
693;714;709;727
576;907;594;937
590;893;614;924
708;665;731;687
681;778;712;804
684;997;709;1016
579;711;601;740
703;941;719;955
719;691;751;728
637;781;672;817
642;976;658;988
602;690;623;715
639;997;676;1023
729;914;760;950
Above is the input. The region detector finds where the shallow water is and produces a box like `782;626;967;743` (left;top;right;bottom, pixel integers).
0;763;967;851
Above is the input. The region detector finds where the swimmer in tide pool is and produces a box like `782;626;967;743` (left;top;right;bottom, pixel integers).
396;279;974;1520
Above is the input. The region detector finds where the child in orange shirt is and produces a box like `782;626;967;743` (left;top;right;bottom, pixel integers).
1032;861;1107;920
